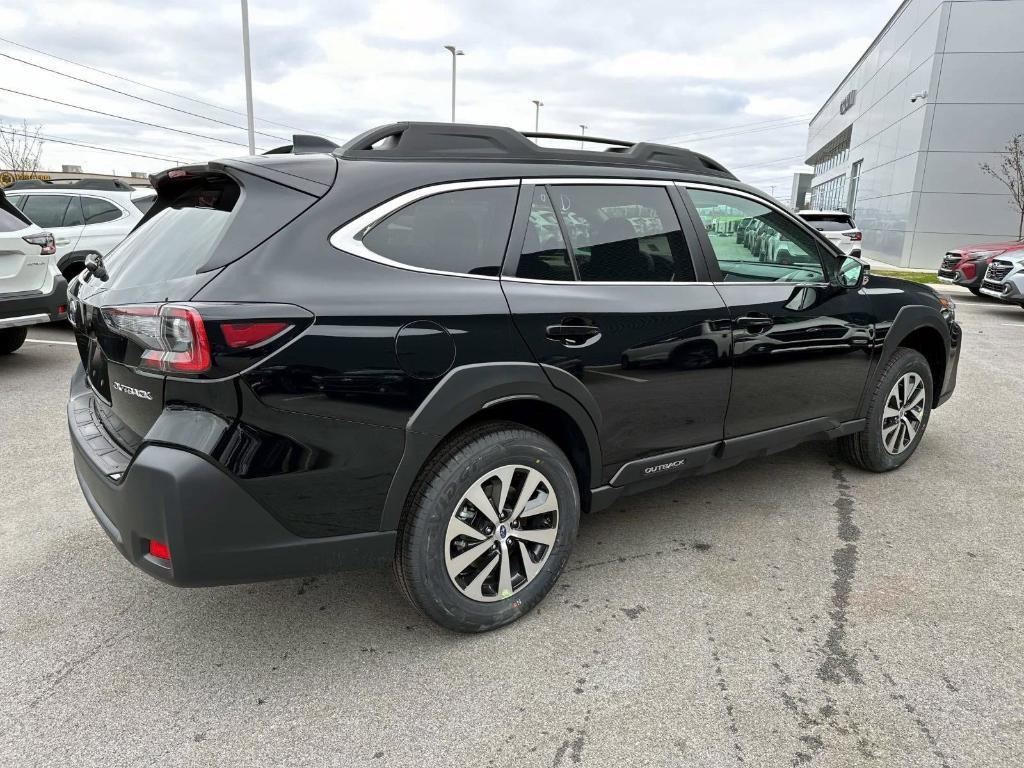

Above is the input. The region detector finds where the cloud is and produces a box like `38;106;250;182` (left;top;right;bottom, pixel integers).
0;0;898;196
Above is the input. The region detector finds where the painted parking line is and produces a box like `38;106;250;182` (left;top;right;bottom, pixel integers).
24;338;77;346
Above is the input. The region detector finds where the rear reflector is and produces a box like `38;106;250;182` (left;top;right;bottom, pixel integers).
148;539;171;560
221;321;289;348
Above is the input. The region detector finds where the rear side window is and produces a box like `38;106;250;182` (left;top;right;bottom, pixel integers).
800;213;855;231
362;187;517;276
21;194;73;229
82;197;123;225
548;185;695;283
101;181;239;290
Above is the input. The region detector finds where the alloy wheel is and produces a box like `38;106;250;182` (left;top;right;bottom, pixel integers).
444;464;559;602
882;372;926;455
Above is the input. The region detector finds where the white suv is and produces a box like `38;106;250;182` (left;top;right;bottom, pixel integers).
797;210;862;257
0;188;65;354
4;179;155;283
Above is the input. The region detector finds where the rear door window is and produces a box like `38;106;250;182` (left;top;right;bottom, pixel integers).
547;185;695;283
21;194;73;229
361;186;517;276
63;196;85;227
82;197;124;225
517;187;575;280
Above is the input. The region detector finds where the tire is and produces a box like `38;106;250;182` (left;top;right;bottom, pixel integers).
0;327;28;355
968;287;982;296
839;348;933;472
395;421;580;632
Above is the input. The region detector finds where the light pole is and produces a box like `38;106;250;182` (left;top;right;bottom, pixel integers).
443;45;464;123
532;100;544;132
239;0;256;155
579;124;588;149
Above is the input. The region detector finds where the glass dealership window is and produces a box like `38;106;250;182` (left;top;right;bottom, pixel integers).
808;175;847;211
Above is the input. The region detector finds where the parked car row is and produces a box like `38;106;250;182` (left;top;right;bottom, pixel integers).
0;178;154;353
936;239;1024;308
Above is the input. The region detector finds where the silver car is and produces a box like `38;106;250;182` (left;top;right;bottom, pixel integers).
979;247;1024;309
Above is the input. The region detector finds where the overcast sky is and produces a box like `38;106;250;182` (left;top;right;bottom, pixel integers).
0;0;899;199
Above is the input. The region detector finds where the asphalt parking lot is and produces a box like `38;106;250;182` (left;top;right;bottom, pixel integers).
2;291;1023;767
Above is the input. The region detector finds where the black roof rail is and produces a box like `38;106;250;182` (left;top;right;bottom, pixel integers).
4;177;137;191
335;122;736;179
262;134;340;156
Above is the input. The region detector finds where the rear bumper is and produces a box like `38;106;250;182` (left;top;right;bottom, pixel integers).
68;379;395;587
0;275;68;328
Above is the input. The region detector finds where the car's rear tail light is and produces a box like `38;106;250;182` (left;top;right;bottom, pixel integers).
148;539;171;560
847;232;863;241
103;304;211;374
23;232;56;255
100;302;310;378
221;321;289;349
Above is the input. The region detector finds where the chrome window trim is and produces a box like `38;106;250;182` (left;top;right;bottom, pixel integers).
524;177;673;187
501;278;712;286
328;176;742;284
328;178;520;280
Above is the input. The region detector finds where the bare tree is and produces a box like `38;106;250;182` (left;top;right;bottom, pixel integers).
981;133;1024;241
0;120;45;177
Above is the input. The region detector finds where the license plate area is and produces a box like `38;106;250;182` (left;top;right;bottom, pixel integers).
86;338;112;403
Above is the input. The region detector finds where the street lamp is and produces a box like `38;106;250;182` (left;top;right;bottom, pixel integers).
579;123;588;149
532;99;544;132
443;45;464;123
239;0;256;155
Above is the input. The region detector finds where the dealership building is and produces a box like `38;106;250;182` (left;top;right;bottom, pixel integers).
804;0;1024;268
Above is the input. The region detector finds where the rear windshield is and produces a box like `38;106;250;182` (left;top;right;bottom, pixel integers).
800;213;855;231
0;195;30;232
101;181;239;290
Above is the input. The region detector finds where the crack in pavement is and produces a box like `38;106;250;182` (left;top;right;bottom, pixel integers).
817;463;864;686
705;618;746;764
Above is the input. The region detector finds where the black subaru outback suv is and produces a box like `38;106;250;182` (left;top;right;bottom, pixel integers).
67;123;961;632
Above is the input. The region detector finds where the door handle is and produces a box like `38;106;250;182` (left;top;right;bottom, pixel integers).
545;324;601;346
735;314;774;332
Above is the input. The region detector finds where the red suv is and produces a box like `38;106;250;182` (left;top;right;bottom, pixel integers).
938;241;1024;295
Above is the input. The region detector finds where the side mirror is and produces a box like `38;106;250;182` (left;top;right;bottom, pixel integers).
837;256;869;289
